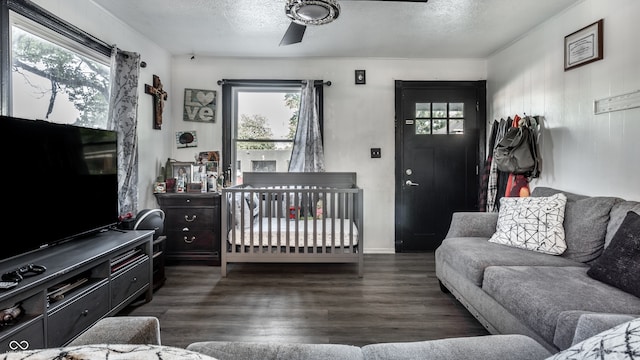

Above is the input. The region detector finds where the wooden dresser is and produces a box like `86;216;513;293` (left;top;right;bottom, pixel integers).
154;193;221;265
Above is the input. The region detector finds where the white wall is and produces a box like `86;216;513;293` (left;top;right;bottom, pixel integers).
487;0;640;200
31;0;173;212
171;58;486;253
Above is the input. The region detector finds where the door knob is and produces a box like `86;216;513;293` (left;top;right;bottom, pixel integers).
405;180;419;186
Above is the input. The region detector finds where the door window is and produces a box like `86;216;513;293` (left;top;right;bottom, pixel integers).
415;102;465;135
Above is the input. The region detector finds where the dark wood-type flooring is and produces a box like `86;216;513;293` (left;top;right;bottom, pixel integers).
120;253;489;348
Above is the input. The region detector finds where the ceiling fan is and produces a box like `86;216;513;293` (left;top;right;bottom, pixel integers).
280;0;428;46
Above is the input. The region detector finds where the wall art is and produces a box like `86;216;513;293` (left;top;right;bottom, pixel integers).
184;88;217;122
176;130;198;148
564;19;603;71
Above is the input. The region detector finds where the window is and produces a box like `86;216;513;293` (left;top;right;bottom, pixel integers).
1;1;112;129
222;80;324;185
415;102;465;135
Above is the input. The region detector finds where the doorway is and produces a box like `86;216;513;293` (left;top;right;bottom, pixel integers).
394;81;486;252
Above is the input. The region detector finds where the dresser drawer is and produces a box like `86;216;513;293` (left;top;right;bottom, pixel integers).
111;256;150;307
47;281;109;347
166;230;216;253
158;195;217;207
165;208;215;229
0;318;44;352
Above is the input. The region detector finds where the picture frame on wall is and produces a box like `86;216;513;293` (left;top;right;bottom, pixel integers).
183;88;217;123
564;19;603;71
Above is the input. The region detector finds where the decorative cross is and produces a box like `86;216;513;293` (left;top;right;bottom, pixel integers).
145;74;168;130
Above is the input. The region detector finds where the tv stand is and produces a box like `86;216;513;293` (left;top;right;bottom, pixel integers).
0;230;153;351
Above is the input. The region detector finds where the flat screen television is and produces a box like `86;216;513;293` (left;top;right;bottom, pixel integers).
1;115;119;263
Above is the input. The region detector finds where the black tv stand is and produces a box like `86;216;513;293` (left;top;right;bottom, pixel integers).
0;230;154;351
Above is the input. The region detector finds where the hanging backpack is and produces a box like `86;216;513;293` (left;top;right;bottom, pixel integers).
493;116;540;177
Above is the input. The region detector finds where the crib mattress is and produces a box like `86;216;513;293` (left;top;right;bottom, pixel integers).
228;217;359;247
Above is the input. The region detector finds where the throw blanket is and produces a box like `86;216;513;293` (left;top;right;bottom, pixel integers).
2;344;217;360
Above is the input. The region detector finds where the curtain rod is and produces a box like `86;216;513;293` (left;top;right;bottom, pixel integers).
217;79;331;86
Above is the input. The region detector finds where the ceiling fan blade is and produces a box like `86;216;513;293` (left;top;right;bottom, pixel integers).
280;22;307;46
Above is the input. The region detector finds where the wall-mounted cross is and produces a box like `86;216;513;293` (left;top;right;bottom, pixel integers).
145;74;168;130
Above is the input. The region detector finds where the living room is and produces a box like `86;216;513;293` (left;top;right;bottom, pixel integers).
0;0;638;358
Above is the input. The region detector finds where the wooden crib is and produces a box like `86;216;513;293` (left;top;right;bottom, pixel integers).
220;172;364;277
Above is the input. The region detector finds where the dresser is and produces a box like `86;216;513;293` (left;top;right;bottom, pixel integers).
154;193;221;265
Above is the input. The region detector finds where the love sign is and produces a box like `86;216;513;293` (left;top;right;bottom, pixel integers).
183;88;217;123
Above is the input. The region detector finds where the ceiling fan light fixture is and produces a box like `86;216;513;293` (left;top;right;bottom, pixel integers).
285;0;340;26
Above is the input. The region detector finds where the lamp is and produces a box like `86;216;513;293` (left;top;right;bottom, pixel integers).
285;0;341;26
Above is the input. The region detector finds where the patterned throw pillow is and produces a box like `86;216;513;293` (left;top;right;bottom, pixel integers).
587;211;640;298
489;193;567;255
546;318;640;360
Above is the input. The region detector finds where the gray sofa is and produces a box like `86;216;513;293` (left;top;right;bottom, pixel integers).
5;314;639;359
435;186;640;352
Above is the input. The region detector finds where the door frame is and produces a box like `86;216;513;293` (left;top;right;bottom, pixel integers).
394;80;487;252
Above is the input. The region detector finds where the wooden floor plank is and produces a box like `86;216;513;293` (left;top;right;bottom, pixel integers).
120;252;488;348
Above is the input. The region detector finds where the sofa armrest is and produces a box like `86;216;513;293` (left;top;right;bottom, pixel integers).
68;316;161;346
572;313;637;345
445;212;498;239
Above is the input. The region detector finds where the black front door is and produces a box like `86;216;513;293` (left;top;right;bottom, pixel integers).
395;81;486;251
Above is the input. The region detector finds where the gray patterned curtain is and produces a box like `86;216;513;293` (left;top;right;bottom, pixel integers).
107;48;141;217
288;80;325;172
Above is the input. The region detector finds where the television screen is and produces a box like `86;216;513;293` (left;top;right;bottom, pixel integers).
1;115;119;262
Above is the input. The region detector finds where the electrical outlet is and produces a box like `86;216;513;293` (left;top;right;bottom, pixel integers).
370;148;381;158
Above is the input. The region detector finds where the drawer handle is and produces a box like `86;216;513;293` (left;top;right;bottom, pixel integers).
182;227;190;232
185;215;197;222
183;236;195;244
81;309;89;317
9;340;29;351
131;277;138;283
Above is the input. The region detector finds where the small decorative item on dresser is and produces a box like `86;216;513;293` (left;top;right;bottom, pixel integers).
186;183;202;193
153;182;166;193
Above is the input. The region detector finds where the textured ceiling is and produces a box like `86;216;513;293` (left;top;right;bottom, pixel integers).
90;0;582;58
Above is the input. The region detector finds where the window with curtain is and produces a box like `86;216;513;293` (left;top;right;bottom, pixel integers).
1;0;112;128
221;79;324;185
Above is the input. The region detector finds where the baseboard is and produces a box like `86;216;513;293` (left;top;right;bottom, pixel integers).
363;248;396;254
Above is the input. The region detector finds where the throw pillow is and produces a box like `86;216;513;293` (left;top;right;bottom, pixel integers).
531;186;620;263
586;211;640;298
546;317;640;360
488;193;567;255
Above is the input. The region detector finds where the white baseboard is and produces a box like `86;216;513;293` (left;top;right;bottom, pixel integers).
363;248;396;254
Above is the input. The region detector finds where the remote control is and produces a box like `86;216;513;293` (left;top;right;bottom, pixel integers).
0;281;18;290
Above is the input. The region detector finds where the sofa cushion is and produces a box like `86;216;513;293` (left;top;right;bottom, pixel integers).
482;266;640;348
551;311;636;350
605;201;640;248
546;317;640;360
361;334;552;360
531;187;620;263
571;313;638;346
488;193;567;255
186;341;364;360
436;237;583;287
587;211;640;298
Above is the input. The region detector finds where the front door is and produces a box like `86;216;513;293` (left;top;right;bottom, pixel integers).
395;81;486;252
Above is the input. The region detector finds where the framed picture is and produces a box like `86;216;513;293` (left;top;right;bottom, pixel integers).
204;160;219;174
183;88;217;123
192;163;208;182
197;151;220;164
171;162;192;183
564;19;603;71
176;130;198;148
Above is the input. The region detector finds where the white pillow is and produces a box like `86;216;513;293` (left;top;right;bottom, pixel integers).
488;193;567;255
546;318;640;360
